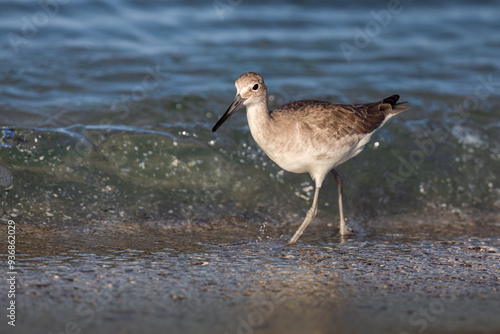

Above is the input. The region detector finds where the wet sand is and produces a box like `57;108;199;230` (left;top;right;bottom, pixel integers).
2;208;500;334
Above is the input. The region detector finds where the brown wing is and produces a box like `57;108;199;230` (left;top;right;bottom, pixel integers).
270;95;405;140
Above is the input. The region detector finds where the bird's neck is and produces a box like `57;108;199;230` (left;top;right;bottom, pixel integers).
246;98;272;146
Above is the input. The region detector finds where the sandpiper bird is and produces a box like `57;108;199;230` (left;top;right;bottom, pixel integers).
212;72;409;244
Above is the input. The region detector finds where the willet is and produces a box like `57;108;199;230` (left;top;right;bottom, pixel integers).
212;72;409;244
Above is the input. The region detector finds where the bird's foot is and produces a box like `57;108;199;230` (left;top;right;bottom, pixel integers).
339;220;364;236
339;224;354;236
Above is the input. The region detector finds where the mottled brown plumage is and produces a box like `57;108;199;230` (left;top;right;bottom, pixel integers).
271;96;409;140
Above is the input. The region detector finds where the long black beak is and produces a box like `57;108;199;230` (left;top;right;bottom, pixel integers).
212;94;246;132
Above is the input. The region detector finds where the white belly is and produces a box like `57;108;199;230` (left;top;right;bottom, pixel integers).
256;130;373;180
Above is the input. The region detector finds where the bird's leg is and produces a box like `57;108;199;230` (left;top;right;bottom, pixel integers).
330;169;351;236
289;184;321;244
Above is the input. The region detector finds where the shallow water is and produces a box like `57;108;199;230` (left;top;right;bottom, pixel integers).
1;0;500;333
3;222;500;334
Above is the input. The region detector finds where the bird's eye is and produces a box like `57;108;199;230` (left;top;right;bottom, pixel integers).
252;84;259;91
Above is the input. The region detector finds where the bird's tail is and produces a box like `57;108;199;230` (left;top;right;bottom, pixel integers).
383;95;410;115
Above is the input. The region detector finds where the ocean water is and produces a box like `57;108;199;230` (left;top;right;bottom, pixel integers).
1;0;499;225
1;1;499;333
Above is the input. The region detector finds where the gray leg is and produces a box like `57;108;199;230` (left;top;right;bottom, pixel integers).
289;184;321;244
330;169;351;236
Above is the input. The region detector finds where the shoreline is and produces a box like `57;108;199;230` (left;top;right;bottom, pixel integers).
2;207;499;333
